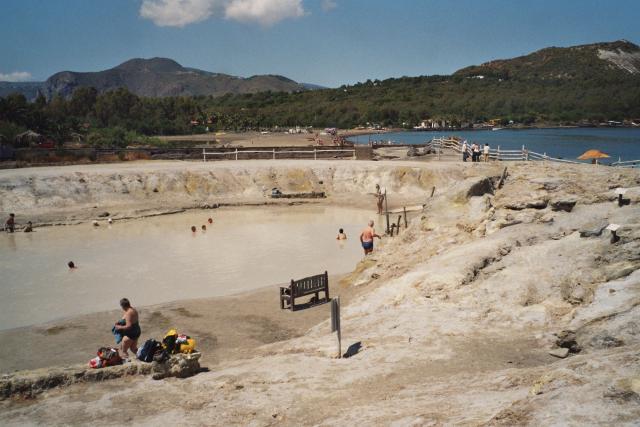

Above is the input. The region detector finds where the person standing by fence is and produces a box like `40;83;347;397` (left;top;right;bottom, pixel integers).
462;140;468;162
483;144;490;162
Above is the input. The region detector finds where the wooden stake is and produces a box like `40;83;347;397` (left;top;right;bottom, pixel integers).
403;207;407;228
331;298;341;358
430;186;436;197
384;190;390;234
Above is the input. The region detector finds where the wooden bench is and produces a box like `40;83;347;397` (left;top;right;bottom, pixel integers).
280;271;330;311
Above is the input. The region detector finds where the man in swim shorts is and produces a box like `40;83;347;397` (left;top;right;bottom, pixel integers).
114;298;141;359
360;220;381;255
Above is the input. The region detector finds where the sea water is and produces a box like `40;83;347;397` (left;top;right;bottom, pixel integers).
0;205;373;329
350;128;640;162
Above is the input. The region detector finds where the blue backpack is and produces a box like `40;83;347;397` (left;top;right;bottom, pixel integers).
137;339;161;362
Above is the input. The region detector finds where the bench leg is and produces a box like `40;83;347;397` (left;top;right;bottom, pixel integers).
325;286;330;302
291;295;295;311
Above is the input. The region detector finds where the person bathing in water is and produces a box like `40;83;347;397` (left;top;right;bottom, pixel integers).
360;220;381;255
113;298;141;360
336;228;347;240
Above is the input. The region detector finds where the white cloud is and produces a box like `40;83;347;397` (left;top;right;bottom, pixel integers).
139;0;305;27
140;0;217;27
0;71;33;82
225;0;305;25
321;0;336;12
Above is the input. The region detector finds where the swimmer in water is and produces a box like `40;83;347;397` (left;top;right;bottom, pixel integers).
191;226;197;233
107;218;113;224
24;221;33;232
208;218;213;224
92;220;99;227
201;225;207;231
336;228;347;240
68;261;76;269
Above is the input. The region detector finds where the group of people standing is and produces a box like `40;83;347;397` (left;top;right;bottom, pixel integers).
461;140;490;163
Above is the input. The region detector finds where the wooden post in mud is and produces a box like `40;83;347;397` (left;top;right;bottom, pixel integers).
498;167;508;189
384;190;390;234
331;298;341;358
403;207;407;228
397;215;402;233
430;186;436;198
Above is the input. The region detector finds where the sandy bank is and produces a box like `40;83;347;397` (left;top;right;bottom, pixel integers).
0;159;496;225
0;273;364;374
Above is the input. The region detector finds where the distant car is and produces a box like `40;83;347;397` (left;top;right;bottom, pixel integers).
36;140;55;149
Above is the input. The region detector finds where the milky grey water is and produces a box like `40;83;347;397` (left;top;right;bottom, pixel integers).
0;205;374;329
350;128;640;162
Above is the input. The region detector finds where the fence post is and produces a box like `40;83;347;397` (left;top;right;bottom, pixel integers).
235;148;238;161
353;149;356;160
544;152;547;163
497;145;500;161
331;298;341;358
202;148;206;162
314;148;317;160
403;206;407;228
273;148;276;160
384;190;390;234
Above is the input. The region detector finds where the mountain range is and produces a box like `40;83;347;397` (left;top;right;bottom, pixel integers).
0;58;314;100
1;40;639;106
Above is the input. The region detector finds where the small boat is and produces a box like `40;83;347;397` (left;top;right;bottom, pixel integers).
491;127;503;131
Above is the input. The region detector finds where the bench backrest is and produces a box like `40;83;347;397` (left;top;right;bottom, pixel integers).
291;271;328;297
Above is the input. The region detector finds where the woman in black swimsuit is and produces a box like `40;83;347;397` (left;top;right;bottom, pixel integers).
114;298;141;359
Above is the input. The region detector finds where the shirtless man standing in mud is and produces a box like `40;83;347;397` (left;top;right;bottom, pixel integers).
114;298;141;359
375;184;385;215
360;220;381;255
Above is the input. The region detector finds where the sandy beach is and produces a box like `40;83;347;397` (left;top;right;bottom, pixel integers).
157;128;392;148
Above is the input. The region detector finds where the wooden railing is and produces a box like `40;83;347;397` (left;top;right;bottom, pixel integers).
428;138;581;165
611;159;640;168
202;147;356;161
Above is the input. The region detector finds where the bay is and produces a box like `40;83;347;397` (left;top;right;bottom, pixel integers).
349;128;640;163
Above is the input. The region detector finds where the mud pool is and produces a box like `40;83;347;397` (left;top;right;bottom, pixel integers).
0;205;374;329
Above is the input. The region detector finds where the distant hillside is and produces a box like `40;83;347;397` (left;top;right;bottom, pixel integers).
0;58;308;100
195;40;640;128
0;82;43;100
455;40;640;80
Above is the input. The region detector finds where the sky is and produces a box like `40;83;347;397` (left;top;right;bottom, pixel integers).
1;0;639;87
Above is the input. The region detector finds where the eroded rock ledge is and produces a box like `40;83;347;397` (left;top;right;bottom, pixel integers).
0;353;201;400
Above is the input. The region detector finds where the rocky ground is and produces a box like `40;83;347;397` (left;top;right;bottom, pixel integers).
1;160;639;425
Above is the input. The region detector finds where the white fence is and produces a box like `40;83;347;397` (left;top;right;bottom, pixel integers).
428;137;583;165
202;147;356;161
611;159;640;168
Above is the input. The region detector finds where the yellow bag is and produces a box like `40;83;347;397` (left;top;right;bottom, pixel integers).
179;338;197;354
